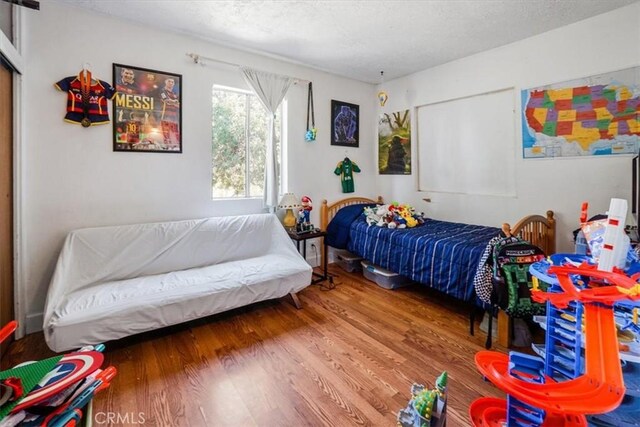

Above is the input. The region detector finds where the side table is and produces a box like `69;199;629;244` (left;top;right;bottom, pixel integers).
286;229;334;288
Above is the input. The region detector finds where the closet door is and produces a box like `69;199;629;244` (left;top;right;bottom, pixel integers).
0;59;14;360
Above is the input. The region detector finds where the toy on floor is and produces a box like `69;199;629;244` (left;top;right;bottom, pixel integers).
531;256;640;426
469;199;640;426
0;322;16;345
470;260;639;426
397;371;447;427
0;322;116;426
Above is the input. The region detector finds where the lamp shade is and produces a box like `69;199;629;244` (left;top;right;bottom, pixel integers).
278;193;301;210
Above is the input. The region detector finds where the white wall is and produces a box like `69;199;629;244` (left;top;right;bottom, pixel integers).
22;2;376;330
376;2;640;252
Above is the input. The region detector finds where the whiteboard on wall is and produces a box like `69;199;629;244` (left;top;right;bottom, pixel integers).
417;88;516;197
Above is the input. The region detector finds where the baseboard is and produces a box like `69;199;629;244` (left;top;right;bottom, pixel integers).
26;312;43;334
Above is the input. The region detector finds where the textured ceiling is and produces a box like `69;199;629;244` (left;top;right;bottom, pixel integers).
55;0;638;83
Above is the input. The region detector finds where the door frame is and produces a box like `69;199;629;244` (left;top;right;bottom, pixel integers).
0;5;26;339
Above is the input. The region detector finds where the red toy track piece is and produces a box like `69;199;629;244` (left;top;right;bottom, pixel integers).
0;321;17;344
544;413;587;426
469;397;586;426
469;397;507;426
532;264;640;308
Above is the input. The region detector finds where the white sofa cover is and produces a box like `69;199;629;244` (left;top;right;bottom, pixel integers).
43;214;312;352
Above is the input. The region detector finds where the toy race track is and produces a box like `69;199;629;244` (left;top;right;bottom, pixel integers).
470;263;640;426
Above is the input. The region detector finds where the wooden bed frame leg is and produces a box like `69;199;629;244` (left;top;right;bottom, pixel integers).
289;292;302;309
497;310;511;348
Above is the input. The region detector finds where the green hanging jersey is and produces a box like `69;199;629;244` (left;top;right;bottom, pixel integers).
334;157;361;193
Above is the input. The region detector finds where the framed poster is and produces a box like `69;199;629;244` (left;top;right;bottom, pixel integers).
331;100;359;147
378;109;411;174
113;64;182;153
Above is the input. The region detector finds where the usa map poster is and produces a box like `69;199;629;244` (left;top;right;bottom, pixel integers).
522;67;639;158
113;64;182;153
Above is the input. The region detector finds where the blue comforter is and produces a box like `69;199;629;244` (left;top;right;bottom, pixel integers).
345;216;499;302
325;203;376;249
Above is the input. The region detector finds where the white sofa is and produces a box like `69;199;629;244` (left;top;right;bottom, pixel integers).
43;214;312;352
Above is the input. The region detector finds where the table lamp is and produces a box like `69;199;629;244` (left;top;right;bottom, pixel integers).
278;193;301;228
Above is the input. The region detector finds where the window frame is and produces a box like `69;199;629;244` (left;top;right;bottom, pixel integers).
211;84;284;200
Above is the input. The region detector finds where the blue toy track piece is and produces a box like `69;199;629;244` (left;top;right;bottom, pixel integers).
505;352;547;426
548;253;592;267
533;344;585;379
626;261;640;276
529;260;556;285
618;300;640;310
530;254;593;287
508;395;545;426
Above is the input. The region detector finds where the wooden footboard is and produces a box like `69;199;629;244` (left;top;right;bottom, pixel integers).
498;210;555;347
320;197;556;348
504;210;556;255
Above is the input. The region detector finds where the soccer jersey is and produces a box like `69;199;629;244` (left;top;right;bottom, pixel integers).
334;157;361;193
55;74;116;126
160;88;179;121
126;120;141;144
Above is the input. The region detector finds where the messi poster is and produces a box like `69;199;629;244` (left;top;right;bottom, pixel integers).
112;64;182;153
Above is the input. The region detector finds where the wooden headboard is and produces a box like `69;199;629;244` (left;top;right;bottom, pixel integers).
320;196;383;231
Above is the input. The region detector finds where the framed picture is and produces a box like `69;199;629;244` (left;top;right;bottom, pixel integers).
112;63;182;153
378;110;411;175
331;100;359;147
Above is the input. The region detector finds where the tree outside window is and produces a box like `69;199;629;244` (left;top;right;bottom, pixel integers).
212;86;282;199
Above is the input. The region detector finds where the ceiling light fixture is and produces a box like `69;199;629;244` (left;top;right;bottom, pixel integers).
378;71;388;107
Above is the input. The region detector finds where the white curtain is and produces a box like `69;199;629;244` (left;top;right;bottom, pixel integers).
241;67;293;211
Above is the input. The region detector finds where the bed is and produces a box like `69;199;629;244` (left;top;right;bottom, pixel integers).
320;196;556;347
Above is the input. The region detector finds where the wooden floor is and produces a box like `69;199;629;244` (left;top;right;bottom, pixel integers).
4;266;505;426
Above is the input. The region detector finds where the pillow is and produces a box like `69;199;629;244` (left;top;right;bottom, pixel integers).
325;203;375;249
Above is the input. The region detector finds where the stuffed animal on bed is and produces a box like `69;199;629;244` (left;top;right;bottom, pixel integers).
376;205;389;218
364;206;381;226
400;210;418;227
363;203;425;228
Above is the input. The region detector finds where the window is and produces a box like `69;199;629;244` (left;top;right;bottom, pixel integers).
211;85;282;199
